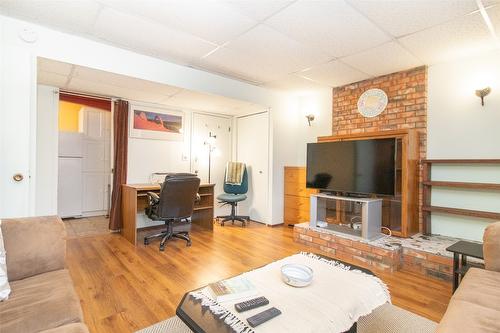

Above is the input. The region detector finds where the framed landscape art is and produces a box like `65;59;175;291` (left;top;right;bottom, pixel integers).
129;103;184;141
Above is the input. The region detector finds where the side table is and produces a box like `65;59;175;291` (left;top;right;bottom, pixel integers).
446;241;484;292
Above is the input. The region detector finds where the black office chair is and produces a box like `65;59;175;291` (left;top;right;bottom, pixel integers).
144;173;200;251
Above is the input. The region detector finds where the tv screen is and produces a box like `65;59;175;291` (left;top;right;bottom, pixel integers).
306;138;396;195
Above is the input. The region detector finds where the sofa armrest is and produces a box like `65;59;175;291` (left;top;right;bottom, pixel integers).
1;216;66;281
483;221;500;272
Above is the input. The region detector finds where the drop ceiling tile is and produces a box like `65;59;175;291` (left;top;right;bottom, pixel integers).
342;41;423;77
98;0;257;45
162;90;242;114
487;4;500;34
93;7;217;65
300;61;370;87
72;66;182;97
264;74;330;91
198;25;331;84
223;0;293;21
265;0;390;57
348;0;480;38
398;12;496;65
37;71;69;87
0;0;102;34
38;58;73;76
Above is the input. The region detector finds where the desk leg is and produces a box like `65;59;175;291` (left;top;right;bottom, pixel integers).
452;253;459;292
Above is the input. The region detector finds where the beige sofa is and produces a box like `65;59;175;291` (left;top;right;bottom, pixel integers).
437;221;500;333
0;216;88;333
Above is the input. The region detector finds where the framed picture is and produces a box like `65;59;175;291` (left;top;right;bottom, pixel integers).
129;103;184;141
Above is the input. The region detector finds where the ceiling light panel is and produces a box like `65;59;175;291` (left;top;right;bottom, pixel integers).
300;60;370;87
265;0;390;58
348;0;481;38
342;41;423;76
0;0;102;34
98;0;257;45
94;7;217;65
399;11;496;65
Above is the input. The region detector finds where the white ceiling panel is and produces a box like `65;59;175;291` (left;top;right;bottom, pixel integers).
399;12;496;65
348;0;480;38
265;0;390;57
162;89;245;114
37;71;69;87
223;0;293;21
93;7;217;65
487;4;500;33
38;58;74;76
0;0;102;34
199;25;331;84
264;74;330;91
300;61;370;87
72;66;182;97
98;0;257;45
342;41;423;77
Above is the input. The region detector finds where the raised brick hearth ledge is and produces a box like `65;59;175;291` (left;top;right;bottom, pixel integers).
294;223;483;281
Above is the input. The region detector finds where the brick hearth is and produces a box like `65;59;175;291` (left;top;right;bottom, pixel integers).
294;223;460;281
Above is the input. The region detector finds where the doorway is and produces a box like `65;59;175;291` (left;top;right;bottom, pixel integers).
236;111;270;223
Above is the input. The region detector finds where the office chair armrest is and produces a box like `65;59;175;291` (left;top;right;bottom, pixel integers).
147;192;160;205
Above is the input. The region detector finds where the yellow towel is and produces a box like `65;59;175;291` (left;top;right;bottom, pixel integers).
225;162;245;185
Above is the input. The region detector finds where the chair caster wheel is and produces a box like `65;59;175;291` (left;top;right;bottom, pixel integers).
187;241;192;247
159;245;165;251
144;239;149;245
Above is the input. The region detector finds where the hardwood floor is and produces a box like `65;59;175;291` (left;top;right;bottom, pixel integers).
66;222;452;333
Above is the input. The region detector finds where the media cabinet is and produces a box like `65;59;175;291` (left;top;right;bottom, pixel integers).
315;129;420;238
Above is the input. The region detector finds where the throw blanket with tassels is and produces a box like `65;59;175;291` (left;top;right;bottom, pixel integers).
225;162;245;185
190;252;390;333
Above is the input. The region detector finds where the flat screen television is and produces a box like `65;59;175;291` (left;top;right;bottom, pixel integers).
306;138;396;195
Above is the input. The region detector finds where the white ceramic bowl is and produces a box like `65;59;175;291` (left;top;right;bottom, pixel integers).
281;264;313;287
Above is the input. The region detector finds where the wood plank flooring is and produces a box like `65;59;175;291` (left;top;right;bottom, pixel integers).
66;222;452;333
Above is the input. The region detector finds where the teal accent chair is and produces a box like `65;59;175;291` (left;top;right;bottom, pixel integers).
216;167;250;226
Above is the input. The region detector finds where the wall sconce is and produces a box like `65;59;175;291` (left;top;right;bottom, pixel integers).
475;87;491;106
305;114;315;126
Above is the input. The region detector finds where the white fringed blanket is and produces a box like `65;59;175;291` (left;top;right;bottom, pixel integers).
190;252;390;333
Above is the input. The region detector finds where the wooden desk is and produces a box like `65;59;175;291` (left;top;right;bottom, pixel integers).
121;183;215;245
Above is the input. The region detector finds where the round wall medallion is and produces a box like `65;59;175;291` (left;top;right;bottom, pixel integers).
357;88;388;118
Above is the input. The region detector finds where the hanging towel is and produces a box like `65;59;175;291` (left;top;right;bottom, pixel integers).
225;162;245;185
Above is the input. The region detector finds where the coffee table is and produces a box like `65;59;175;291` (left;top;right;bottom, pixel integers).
176;253;374;333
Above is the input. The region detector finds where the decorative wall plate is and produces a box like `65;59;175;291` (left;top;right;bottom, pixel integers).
357;88;388;118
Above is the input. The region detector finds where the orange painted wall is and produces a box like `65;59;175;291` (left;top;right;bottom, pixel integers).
59;101;83;132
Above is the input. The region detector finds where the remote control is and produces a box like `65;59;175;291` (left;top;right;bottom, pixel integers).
234;296;269;312
246;307;282;328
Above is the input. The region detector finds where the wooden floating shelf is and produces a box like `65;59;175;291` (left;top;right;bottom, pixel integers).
422;159;500;164
422;205;500;220
422;181;500;190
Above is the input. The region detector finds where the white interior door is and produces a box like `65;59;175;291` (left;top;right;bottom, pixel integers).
80;107;111;216
191;113;231;217
237;112;269;223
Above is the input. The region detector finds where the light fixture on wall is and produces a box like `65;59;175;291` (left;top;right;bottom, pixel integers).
305;114;315;126
204;132;217;183
475;87;491;106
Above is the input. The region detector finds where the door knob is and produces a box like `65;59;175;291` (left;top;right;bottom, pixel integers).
13;173;24;182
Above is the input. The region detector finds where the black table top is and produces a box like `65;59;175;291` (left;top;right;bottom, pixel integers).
176;253;372;333
446;241;484;259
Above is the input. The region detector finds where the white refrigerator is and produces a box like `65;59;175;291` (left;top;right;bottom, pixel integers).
58;132;83;218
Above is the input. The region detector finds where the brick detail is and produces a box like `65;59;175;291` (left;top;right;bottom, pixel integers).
332;66;427;232
294;226;452;282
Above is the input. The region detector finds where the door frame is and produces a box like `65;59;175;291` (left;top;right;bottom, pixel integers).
235;109;272;224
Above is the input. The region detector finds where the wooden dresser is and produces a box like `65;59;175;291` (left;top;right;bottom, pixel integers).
284;167;317;226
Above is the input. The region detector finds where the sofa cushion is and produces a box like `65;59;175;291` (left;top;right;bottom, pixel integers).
1;216;66;281
40;323;89;333
437;268;500;333
483;221;500;272
0;269;83;333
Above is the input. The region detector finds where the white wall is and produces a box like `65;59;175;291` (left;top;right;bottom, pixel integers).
427;49;500;241
270;88;332;225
